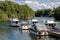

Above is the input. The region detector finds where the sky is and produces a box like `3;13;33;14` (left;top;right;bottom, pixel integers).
11;0;60;3
0;0;60;10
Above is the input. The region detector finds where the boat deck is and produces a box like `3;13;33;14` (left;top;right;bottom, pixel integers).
35;23;47;31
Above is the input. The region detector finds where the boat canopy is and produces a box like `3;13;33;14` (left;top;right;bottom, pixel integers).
10;18;19;21
45;20;55;24
32;19;38;22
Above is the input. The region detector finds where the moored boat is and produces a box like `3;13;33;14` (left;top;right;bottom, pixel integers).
9;18;20;27
29;19;48;36
19;21;31;30
45;20;60;38
45;20;56;31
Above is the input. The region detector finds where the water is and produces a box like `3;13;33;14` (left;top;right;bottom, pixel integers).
0;17;60;40
0;28;60;40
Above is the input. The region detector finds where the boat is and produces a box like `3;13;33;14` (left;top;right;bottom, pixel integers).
45;20;60;38
29;19;48;36
9;18;20;27
45;20;56;31
32;19;38;23
48;28;60;38
19;21;31;30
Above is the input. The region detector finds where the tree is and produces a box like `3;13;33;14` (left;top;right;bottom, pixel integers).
53;7;60;20
0;1;35;21
35;9;52;17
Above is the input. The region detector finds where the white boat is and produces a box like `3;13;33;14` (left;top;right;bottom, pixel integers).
9;18;20;27
19;21;31;30
45;20;56;25
45;20;60;38
45;20;56;31
32;19;38;23
29;19;48;36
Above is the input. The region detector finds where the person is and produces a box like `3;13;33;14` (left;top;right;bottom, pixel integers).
32;22;37;30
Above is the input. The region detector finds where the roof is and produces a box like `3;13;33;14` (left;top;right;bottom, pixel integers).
10;18;19;21
46;20;55;24
32;19;38;22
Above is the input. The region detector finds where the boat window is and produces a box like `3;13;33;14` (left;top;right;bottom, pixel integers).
49;24;51;26
49;24;56;27
12;21;18;24
45;24;48;25
51;25;55;29
32;22;38;24
48;24;56;29
16;21;18;24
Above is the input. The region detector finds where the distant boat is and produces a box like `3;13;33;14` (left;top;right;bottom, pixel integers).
32;19;38;23
19;21;31;30
9;18;20;27
45;20;56;25
45;20;56;31
45;20;60;38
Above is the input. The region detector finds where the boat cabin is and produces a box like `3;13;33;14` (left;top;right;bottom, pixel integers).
32;19;38;23
45;20;56;29
20;21;30;30
9;18;19;27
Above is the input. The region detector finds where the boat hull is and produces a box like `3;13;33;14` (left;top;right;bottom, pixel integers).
9;25;19;27
29;28;48;36
49;31;60;38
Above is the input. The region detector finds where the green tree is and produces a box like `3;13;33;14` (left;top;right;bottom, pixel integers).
53;7;60;20
0;1;35;21
35;9;52;17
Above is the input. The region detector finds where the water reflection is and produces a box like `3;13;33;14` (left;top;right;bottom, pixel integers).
8;27;21;40
21;30;31;40
0;28;20;40
29;33;60;40
0;17;60;40
0;28;10;40
0;27;60;40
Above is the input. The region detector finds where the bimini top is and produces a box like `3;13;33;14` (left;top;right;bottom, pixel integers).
10;18;19;21
45;20;55;24
32;19;38;22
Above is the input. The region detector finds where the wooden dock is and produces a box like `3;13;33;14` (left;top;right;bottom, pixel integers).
48;28;60;38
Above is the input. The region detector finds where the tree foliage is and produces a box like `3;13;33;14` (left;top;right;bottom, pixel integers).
0;1;35;21
35;7;60;20
53;7;60;20
35;9;52;17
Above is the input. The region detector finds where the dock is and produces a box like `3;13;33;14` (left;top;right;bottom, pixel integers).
48;28;60;38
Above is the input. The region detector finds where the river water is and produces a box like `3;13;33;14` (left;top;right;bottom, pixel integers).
0;17;60;40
